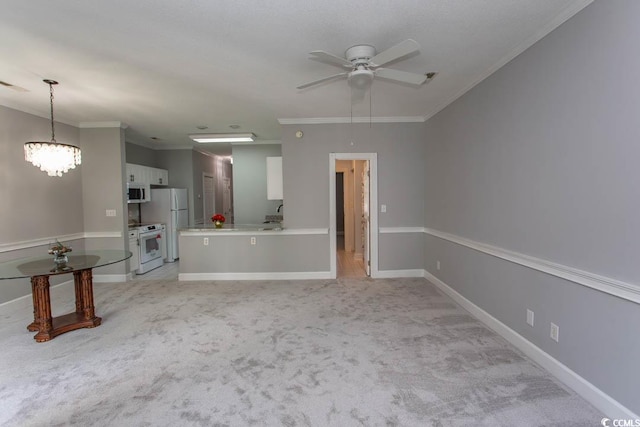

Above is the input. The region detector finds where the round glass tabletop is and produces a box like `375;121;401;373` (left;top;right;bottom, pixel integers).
0;250;132;279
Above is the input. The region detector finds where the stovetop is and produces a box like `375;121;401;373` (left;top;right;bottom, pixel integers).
129;223;163;232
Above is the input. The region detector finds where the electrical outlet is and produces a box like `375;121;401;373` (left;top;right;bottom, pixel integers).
250;237;256;245
105;209;116;217
550;322;559;342
380;204;387;213
436;261;441;270
526;309;534;327
203;238;209;246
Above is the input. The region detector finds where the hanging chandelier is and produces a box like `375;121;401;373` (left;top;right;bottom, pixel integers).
24;79;81;177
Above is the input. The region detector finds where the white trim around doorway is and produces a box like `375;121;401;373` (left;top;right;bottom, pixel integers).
329;153;378;279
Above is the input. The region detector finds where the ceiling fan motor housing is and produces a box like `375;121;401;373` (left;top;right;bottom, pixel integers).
345;45;376;64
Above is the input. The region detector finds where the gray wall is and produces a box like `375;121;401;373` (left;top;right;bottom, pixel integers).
0;108;129;303
79;126;128;274
125;142;157;167
423;0;639;413
232;144;282;225
156;149;195;225
281;122;427;271
0;106;83;243
0;106;85;303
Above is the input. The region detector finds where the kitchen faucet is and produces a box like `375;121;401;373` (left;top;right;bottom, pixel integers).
277;204;283;212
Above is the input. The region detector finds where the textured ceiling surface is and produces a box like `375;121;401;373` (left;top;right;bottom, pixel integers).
0;0;593;153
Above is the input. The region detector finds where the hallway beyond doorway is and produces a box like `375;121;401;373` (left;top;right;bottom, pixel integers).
337;235;366;278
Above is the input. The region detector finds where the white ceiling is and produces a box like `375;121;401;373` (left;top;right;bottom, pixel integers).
0;0;593;155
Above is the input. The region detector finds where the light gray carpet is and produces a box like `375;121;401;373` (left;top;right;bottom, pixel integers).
0;277;601;426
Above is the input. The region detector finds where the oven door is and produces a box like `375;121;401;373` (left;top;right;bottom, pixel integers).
139;231;162;264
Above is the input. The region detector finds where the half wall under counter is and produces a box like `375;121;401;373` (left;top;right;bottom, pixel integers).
178;226;331;280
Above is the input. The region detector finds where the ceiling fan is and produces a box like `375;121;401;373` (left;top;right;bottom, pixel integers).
297;39;434;91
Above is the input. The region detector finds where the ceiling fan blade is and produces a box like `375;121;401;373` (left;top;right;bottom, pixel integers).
297;72;348;90
369;39;420;67
374;68;428;85
309;51;353;68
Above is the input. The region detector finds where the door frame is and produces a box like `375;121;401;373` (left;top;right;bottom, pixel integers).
202;172;215;225
329;153;378;278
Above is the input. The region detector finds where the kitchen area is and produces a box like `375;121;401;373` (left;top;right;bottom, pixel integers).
124;141;284;278
126;162;188;276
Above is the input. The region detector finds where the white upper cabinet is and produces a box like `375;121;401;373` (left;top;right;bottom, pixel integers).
126;163;169;186
266;156;283;200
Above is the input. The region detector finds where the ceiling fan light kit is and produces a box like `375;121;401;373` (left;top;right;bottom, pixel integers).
189;133;256;143
297;39;434;91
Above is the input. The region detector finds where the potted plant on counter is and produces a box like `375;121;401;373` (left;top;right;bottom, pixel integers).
212;214;226;228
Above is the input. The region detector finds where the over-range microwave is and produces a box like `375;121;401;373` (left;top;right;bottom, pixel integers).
127;182;150;203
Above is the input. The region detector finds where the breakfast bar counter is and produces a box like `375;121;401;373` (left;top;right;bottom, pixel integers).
178;225;331;280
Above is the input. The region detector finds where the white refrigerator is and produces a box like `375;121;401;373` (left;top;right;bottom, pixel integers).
141;188;188;262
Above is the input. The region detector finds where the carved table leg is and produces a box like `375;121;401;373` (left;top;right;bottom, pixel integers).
32;275;54;342
73;271;85;314
75;269;96;321
27;278;40;332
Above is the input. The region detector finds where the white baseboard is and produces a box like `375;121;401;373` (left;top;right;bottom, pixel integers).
375;269;425;278
178;271;333;281
423;270;637;420
93;274;128;283
0;280;74;314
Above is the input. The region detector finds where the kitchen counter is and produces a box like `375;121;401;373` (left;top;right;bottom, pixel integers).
178;226;330;280
179;224;290;235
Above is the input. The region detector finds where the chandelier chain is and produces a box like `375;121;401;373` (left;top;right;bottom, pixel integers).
49;82;56;143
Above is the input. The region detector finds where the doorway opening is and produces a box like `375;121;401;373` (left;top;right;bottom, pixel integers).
202;173;215;225
329;153;378;279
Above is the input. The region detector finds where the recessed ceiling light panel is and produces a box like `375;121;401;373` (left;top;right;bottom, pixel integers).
189;133;255;143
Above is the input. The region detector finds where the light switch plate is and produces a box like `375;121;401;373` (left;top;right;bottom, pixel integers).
106;209;116;217
381;204;387;213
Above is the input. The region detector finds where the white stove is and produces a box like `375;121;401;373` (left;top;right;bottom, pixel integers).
131;223;165;274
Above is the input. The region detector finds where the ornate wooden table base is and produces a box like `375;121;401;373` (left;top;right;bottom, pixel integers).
27;269;101;342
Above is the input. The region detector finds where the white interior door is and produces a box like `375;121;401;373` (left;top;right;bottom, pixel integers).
222;177;232;220
203;174;215;223
362;161;370;276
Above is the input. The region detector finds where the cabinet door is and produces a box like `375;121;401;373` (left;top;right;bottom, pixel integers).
127;163;145;184
159;169;169;186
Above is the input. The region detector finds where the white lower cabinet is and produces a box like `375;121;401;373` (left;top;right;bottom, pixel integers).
128;230;139;273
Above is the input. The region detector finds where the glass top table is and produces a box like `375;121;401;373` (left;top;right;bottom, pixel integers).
0;250;132;280
0;249;131;342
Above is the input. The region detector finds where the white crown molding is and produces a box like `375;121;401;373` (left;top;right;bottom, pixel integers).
424;227;640;305
421;0;595;123
424;269;637;420
230;140;282;146
79;121;128;129
278;116;426;125
150;144;194;150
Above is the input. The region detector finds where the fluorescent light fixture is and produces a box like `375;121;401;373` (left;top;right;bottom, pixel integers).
189;133;255;143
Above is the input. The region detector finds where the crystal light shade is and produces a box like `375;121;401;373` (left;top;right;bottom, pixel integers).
24;141;82;177
24;79;82;177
